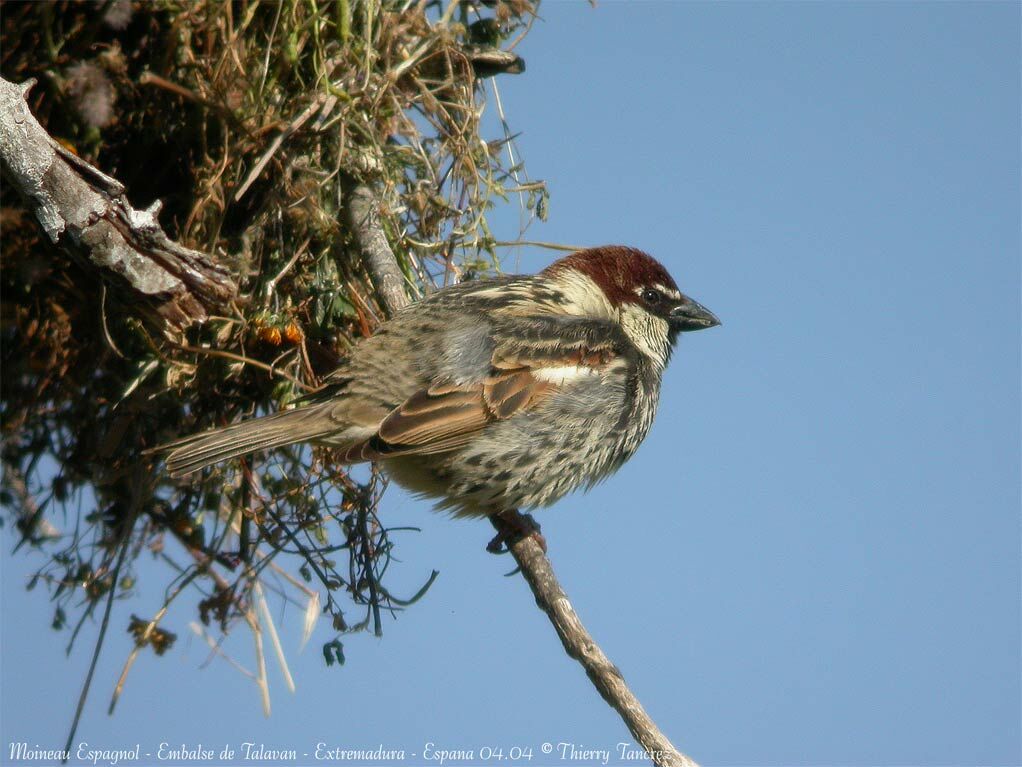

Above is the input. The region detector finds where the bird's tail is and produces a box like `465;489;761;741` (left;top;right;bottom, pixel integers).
158;405;341;477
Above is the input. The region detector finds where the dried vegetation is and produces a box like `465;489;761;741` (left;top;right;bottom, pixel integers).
0;0;546;707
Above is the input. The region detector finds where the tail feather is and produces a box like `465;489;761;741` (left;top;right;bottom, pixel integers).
161;406;343;477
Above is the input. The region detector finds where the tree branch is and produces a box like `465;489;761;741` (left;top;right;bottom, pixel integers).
491;511;699;767
342;179;411;316
0;76;237;332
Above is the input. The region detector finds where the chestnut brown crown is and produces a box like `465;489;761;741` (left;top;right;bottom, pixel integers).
543;246;679;306
544;245;720;335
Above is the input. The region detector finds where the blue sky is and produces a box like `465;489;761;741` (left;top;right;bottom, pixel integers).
2;3;1019;766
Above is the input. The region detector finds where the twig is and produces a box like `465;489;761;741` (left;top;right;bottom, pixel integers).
244;605;272;716
254;580;296;693
490;511;700;767
389;39;435;80
4;459;59;550
234;96;325;203
492;240;582;253
173;343;312;390
355;503;384;638
63;506;138;763
108;569;201;714
189;621;257;679
138;72;231;120
99;284;126;359
263;236;311;306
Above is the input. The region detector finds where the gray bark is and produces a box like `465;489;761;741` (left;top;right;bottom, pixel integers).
492;511;700;767
342;180;411;316
0;77;237;332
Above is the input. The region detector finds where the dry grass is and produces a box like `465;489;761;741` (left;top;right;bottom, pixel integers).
0;0;548;706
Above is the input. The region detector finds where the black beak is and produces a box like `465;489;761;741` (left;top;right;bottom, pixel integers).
669;295;721;332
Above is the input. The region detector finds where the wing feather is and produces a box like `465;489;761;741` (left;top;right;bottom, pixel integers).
337;315;630;461
378;389;488;445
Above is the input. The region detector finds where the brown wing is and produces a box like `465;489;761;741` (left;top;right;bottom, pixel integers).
340;369;552;461
339;316;627;462
339;351;617;466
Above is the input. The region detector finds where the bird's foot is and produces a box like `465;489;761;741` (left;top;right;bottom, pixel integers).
486;509;547;554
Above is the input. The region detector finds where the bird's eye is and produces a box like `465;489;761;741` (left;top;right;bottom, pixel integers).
641;288;662;305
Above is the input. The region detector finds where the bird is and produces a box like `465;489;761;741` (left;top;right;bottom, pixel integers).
160;246;719;521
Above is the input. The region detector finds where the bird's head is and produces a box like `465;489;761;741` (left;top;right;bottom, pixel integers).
542;246;720;368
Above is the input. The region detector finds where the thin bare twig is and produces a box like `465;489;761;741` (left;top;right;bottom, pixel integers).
108;569;200;714
491;240;583;252
173;343;312;391
234;96;326;203
254;580;296;693
63;502;139;763
490;511;699;767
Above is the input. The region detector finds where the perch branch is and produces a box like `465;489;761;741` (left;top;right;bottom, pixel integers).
490;511;699;767
0;77;237;332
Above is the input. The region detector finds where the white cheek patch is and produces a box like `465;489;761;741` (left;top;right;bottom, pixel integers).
548;271;617;319
532;365;601;385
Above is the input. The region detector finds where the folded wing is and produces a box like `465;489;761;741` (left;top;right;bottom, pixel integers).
161;315;627;475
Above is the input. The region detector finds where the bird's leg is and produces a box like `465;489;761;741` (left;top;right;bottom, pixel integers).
487;509;547;554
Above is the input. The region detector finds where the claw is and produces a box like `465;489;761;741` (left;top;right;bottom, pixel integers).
486;509;547;555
